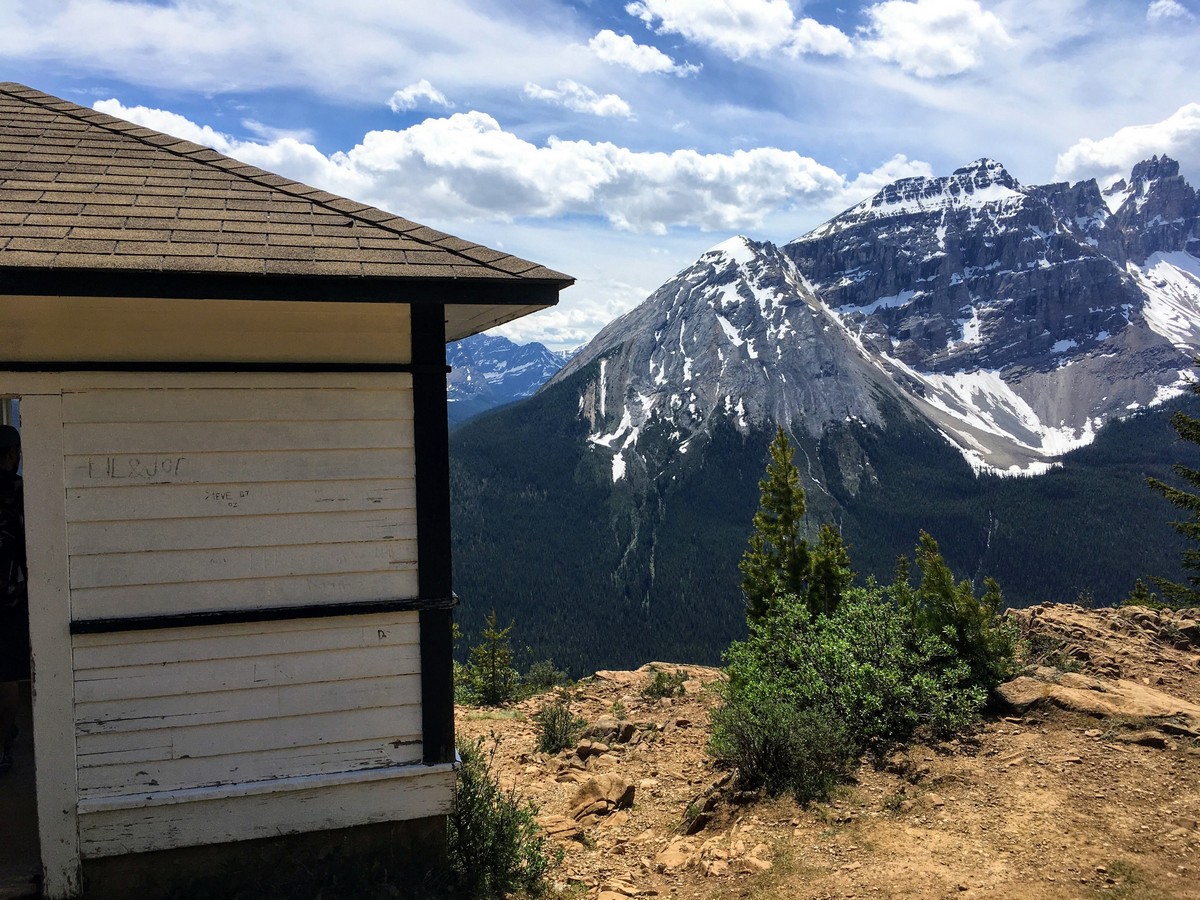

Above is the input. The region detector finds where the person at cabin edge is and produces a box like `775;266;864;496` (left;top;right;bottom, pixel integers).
0;424;27;775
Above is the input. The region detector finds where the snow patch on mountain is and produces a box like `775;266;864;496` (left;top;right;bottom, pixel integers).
1134;251;1200;350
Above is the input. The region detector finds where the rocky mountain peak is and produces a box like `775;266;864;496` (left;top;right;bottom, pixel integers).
1130;154;1181;184
1109;154;1199;263
803;158;1026;240
550;235;897;483
951;157;1021;190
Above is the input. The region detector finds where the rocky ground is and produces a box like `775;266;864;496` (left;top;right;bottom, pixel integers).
455;603;1200;899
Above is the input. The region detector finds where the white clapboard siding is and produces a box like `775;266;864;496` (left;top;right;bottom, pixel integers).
71;571;421;620
67;478;416;523
77;735;425;798
69;540;419;590
73;612;424;801
72;613;421;668
74;641;422;704
65;447;415;488
61;387;414;424
68;509;417;555
75;673;422;734
62;375;418;622
64;420;410;455
77;765;456;859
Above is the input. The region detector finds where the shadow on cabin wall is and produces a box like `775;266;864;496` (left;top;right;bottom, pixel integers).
83;816;449;900
0;397;40;898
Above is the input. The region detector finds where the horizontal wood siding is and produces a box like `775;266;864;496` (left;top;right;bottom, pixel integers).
62;374;436;855
73;613;424;794
63;375;418;621
77;764;455;859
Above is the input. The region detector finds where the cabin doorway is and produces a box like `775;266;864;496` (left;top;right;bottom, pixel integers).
0;397;40;898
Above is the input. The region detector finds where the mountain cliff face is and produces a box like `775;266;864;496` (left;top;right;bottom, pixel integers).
447;333;568;424
553;156;1200;475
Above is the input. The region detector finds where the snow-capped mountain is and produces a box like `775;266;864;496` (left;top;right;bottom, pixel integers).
553;156;1200;476
447;333;568;424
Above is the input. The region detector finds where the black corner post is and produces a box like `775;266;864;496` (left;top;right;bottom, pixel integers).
411;304;455;766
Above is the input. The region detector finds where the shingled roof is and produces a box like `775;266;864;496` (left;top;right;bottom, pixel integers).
0;82;573;311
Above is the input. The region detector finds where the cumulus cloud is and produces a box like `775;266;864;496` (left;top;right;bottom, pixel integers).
93;99;371;199
93;99;874;234
859;0;1011;78
387;80;452;112
523;80;633;118
588;29;699;76
626;0;851;60
1147;0;1193;21
839;153;936;201
1054;103;1200;185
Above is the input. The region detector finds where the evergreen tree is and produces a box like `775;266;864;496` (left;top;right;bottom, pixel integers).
1147;389;1200;606
807;523;852;618
740;428;810;621
467;610;519;705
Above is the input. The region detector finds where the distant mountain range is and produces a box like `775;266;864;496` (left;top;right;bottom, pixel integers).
446;333;571;425
449;156;1200;674
558;155;1200;477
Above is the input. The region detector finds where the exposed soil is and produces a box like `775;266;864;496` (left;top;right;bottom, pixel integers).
455;604;1200;899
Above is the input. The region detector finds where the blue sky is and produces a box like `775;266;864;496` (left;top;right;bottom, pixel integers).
2;0;1198;348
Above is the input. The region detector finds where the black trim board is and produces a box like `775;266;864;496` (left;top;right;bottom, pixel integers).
412;303;456;766
0;268;568;306
70;595;457;635
0;361;449;374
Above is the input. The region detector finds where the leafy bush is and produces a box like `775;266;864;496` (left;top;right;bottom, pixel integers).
523;659;570;693
709;691;855;804
533;698;586;754
448;737;560;898
642;666;688;699
713;532;1018;803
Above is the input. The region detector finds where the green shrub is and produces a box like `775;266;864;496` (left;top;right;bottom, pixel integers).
709;691;855;804
534;699;586;754
642;666;688;699
523;659;570;693
448;737;560;898
715;584;986;776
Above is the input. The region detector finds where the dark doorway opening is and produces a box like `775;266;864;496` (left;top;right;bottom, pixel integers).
0;398;39;898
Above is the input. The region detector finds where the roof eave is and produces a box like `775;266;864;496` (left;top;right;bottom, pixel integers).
0;266;573;308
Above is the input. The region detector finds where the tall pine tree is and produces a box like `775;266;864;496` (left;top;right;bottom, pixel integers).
740;428;810;621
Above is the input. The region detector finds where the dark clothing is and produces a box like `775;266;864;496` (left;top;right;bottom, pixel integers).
0;471;28;681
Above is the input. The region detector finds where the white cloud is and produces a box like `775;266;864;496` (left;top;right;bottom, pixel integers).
787;18;857;57
1054;103;1200;185
1147;0;1193;21
626;0;851;60
92;99;237;153
838;153;936;203
587;29;699;76
523;80;633;118
860;0;1011;78
241;120;316;143
0;0;588;101
388;79;452;112
92;99;866;235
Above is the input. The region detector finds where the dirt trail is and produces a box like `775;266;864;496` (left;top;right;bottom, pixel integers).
456;605;1200;899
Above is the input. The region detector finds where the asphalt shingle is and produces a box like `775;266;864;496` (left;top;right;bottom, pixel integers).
0;82;573;295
